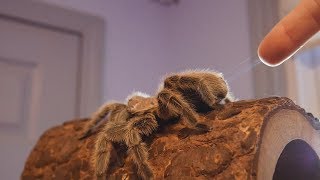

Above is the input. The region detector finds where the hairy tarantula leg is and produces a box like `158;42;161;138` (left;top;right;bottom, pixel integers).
126;130;154;180
120;114;157;180
158;89;211;132
224;92;235;103
131;113;158;136
79;102;125;139
93;134;114;178
198;81;227;107
178;76;227;107
128;143;153;180
199;83;227;108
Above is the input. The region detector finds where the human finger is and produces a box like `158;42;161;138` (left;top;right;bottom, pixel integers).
258;0;320;66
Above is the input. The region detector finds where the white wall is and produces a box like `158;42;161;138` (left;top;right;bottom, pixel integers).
39;0;254;102
166;0;253;99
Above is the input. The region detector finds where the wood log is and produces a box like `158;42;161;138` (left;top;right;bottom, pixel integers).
21;97;320;180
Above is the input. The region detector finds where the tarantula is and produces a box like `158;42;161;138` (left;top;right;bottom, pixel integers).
80;70;232;179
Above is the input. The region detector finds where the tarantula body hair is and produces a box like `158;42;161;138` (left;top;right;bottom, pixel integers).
79;102;129;140
159;69;231;113
89;104;158;179
81;69;233;180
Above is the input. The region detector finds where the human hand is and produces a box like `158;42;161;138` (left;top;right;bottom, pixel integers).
258;0;320;67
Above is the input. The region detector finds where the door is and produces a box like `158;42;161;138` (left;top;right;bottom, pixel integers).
0;15;81;179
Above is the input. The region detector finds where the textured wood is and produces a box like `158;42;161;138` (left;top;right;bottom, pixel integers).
21;97;320;180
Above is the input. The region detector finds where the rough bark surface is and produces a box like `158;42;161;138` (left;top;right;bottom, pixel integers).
21;97;320;180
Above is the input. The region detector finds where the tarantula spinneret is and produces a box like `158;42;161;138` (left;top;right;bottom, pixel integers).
80;70;232;180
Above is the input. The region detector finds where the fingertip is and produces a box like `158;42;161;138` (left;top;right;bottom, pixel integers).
258;46;285;67
257;23;299;67
257;24;291;67
258;39;304;67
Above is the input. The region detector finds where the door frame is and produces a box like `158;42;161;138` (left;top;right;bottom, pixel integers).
0;0;104;117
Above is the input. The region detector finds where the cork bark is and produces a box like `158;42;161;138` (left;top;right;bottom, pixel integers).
21;97;320;180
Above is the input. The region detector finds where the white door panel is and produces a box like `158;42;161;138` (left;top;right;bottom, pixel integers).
0;16;80;179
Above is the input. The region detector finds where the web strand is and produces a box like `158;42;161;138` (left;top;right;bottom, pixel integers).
225;57;262;82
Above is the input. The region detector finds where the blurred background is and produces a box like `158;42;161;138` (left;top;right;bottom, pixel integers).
0;0;319;179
